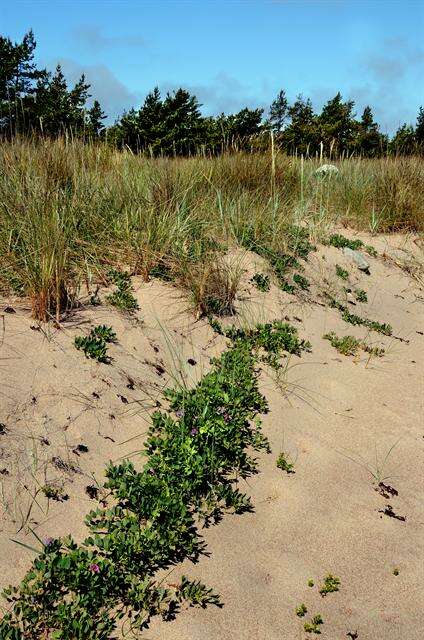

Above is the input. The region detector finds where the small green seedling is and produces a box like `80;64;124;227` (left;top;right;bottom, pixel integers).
308;579;314;587
89;291;101;306
327;296;392;336
304;615;324;634
293;273;310;290
176;576;221;608
91;325;117;343
365;244;378;257
335;264;349;280
42;484;66;501
75;325;117;363
328;234;363;251
280;279;296;294
251;273;270;292
208;316;224;335
319;574;340;597
276;452;295;474
107;268;139;312
323;331;385;358
328;235;378;258
354;288;368;303
296;603;307;617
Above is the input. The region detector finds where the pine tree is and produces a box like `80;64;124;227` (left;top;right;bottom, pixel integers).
269;89;288;132
161;88;205;155
318;92;355;154
355;106;385;157
415;106;424;146
282;95;318;154
88;100;106;137
390;123;416;155
0;30;46;133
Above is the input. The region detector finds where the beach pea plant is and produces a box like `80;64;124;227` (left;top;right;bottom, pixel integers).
304;614;324;634
326;296;392;336
327;234;377;257
323;332;385;357
106;268;139;312
251;273;270;292
0;319;311;638
75;325;117;363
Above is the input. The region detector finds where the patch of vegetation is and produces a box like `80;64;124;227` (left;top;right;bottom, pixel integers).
251;273;270;292
296;603;307;617
91;325;117;343
89;290;101;306
149;261;173;282
323;332;385;357
328;234;363;251
304;615;324;634
324;332;360;356
106;268;139;312
319;574;340;597
293;273;310;290
186;257;239;318
393;568;399;576
365;244;378;257
308;579;314;587
225;320;311;370
75;325;117;363
276;452;295;474
1;319;310;637
280;279;296;294
335;264;349;280
41;484;67;501
244;226;315;293
328;234;378;257
327;296;392;335
176;576;221;608
351;288;368;303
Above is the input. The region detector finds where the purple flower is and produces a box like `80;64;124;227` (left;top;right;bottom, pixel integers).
148;467;156;475
190;428;198;436
223;412;231;423
89;563;100;573
43;537;54;546
176;409;185;418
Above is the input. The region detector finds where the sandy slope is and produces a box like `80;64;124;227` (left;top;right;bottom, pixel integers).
0;233;423;639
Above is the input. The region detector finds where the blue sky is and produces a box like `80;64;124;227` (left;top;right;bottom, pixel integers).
2;0;423;133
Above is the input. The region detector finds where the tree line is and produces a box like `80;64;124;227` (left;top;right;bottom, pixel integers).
1;30;423;157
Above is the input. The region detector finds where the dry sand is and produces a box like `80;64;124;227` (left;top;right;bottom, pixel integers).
0;233;423;639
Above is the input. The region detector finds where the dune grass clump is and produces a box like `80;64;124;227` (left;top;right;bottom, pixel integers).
0;139;422;322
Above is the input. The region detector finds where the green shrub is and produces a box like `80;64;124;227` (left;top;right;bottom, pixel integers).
276;452;295;474
335;264;349;280
75;325;117;363
106;268;139;312
323;332;385;357
251;273;270;292
1;319;310;636
304;614;324;634
319;574;340;597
